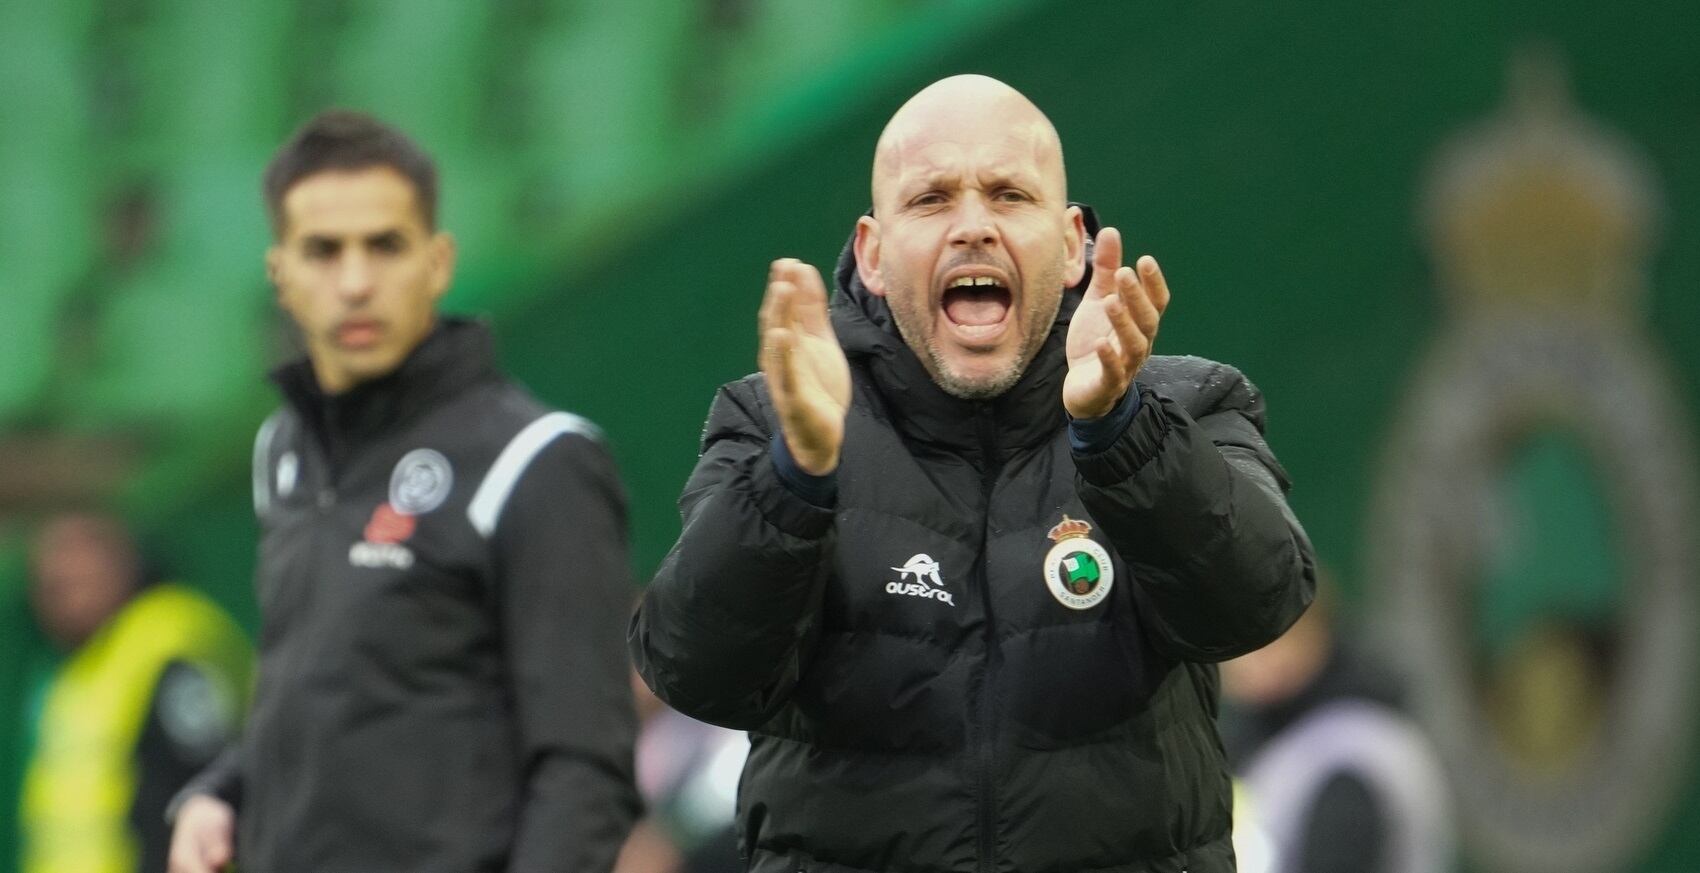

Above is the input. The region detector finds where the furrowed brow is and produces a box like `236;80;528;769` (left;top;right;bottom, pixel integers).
365;229;406;248
901;170;961;199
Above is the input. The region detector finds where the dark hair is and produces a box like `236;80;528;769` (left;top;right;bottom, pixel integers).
262;109;438;235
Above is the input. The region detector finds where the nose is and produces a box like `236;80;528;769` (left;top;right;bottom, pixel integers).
947;193;998;249
336;249;375;301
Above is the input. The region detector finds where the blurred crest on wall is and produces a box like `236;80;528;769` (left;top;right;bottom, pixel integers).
1369;45;1700;873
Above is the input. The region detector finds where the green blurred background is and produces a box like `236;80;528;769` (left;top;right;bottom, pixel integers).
2;2;1697;871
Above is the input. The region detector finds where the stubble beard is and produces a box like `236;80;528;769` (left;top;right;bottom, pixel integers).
882;258;1066;401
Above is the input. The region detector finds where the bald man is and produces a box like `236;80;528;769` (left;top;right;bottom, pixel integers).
631;76;1316;873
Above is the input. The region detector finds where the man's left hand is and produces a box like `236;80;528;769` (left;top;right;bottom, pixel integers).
1063;226;1170;419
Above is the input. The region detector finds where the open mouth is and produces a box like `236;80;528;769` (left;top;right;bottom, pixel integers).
941;275;1012;341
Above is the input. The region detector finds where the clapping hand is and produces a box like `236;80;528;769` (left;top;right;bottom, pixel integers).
759;259;851;475
1063;227;1170;419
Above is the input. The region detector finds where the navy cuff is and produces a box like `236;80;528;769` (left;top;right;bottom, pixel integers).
1068;385;1141;455
770;432;838;508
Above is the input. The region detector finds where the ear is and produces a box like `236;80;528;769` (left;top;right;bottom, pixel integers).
1062;205;1087;287
265;246;284;300
428;232;458;302
854;215;887;296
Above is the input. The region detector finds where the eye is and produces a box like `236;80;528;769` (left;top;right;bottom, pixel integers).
302;238;340;260
994;188;1031;203
368;232;406;255
904;185;958;208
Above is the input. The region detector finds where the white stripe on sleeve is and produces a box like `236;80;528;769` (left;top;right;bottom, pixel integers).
252;412;284;516
468;411;601;538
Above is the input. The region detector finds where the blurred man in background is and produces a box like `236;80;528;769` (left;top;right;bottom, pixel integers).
19;510;250;873
1220;577;1454;873
614;666;746;873
167;110;640;873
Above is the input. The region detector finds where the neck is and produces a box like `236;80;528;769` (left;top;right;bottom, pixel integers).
310;359;357;395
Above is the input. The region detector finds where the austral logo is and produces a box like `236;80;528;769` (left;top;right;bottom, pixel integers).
886;554;954;606
1043;515;1113;610
349;502;416;570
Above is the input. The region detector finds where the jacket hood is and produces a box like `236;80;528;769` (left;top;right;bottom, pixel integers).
827;203;1102;460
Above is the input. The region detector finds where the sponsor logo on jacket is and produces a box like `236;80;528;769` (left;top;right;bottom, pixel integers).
350;502;417;569
886;554;954;606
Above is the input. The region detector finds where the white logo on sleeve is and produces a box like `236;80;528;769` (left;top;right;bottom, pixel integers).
886;553;954;606
276;451;299;498
390;448;453;514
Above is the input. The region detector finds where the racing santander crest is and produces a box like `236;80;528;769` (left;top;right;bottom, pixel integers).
1043;515;1113;610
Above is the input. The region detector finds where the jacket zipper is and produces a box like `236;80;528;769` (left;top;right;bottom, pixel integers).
973;404;1001;873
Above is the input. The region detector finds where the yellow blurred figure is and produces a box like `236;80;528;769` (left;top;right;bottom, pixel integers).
19;513;251;873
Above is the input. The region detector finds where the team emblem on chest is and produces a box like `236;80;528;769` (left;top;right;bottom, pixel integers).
346;448;452;571
390;448;453;514
1043;515;1114;610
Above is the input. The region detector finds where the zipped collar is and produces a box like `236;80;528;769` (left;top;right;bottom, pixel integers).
827;204;1102;465
270;317;502;468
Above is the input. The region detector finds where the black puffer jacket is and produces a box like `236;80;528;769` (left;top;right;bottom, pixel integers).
631;216;1315;873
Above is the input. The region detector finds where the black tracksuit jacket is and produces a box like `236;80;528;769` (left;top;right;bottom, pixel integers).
185;319;640;872
631;219;1317;873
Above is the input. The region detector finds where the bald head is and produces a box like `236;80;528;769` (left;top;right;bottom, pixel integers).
853;75;1086;400
872;75;1066;214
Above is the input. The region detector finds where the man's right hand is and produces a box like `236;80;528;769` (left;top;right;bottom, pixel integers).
168;794;235;873
759;259;850;475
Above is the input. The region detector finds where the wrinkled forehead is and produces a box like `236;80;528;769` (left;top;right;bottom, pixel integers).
873;110;1065;208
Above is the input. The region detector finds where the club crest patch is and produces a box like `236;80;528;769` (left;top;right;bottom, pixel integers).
1043;515;1113;610
390;448;453;515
